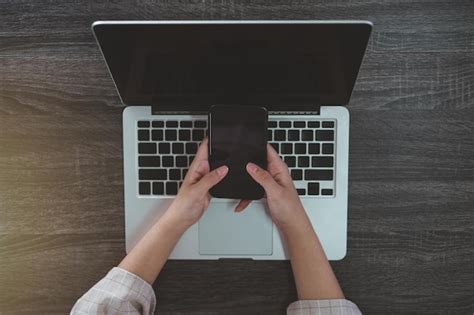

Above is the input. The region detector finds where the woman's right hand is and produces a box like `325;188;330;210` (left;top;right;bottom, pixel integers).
241;145;310;233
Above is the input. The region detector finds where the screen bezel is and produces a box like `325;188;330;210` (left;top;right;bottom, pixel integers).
92;20;373;112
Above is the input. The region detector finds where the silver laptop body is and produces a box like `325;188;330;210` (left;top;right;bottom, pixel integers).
92;20;372;260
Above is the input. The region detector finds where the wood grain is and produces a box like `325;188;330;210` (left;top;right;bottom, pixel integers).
0;0;473;314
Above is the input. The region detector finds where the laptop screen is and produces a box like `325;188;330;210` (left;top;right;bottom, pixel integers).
93;21;372;111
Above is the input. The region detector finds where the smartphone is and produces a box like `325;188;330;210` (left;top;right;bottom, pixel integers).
209;105;268;200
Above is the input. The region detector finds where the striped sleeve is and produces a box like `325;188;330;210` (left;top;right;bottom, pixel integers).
71;267;156;315
287;299;361;315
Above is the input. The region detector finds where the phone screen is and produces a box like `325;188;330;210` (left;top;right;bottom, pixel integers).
209;105;267;200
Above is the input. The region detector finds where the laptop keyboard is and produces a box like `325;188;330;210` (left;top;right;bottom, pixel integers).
268;119;336;196
136;118;335;197
136;119;205;196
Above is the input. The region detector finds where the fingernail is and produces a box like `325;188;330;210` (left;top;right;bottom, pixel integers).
247;163;258;173
217;165;228;176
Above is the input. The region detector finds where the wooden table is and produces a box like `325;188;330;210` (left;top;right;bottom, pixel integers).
1;1;473;314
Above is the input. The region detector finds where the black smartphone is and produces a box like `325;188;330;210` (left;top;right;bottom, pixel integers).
209;105;268;200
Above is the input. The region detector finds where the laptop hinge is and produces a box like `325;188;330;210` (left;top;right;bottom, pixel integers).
268;110;320;115
151;104;321;115
151;104;207;116
266;104;321;115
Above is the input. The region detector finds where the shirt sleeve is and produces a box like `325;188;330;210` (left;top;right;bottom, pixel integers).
287;299;361;315
71;267;156;315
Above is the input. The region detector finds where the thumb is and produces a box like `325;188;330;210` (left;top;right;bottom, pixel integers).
196;165;229;193
246;162;280;195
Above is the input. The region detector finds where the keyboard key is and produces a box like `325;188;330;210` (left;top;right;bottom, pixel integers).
189;155;195;165
139;169;166;180
288;130;299;141
192;129;204;141
279;121;291;128
312;157;334;167
166;182;178;195
172;143;184;154
139;182;151;194
138;143;156;154
153;182;164;195
281;143;293;154
269;121;277;128
194;120;207;128
321;189;333;195
137;121;150;128
166;120;178;128
158;143;170;154
322;143;334;154
308;143;320;154
180;121;192;128
295;143;306;154
274;130;286;141
305;170;333;180
179;129;191;141
186;142;198;154
138;129;149;141
162;156;174;167
291;169;303;181
284;156;296;167
169;169;181;180
296;188;306;196
176;156;188;167
151;130;163;141
139;156;160;167
270;142;279;153
165;130;177;141
182;169;188;179
298;156;310;167
267;130;272;141
152;121;164;128
302;130;313;141
308;121;320;128
322;121;334;128
294;121;305;128
308;182;320;195
316;130;334;141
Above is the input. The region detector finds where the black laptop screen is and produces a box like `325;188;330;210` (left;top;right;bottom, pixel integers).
93;22;372;111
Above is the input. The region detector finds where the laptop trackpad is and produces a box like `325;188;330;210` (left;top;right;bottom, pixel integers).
199;200;273;256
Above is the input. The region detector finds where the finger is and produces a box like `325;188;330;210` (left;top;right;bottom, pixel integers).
234;199;251;212
196;165;229;193
246;162;281;195
194;137;209;160
267;144;288;169
188;138;209;172
266;144;292;183
185;160;209;184
266;143;280;160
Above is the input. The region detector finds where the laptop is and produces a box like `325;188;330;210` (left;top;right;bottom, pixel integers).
92;20;372;260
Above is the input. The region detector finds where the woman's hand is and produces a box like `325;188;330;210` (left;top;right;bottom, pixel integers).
244;147;345;301
165;138;228;230
117;139;227;284
241;144;309;233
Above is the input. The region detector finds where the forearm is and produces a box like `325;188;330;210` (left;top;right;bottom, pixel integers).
282;209;344;300
118;208;188;284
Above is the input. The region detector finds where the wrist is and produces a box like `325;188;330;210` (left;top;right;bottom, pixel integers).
277;207;312;239
158;208;191;235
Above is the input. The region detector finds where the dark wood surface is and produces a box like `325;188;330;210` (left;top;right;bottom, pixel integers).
1;1;473;314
